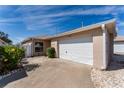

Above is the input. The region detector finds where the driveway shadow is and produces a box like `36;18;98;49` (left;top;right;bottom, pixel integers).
21;58;41;72
23;64;40;72
0;68;27;88
0;58;41;87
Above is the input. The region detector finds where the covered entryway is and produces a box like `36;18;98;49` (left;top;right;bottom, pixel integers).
59;35;93;65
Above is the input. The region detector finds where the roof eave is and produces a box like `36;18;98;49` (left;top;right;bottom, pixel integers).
47;19;116;39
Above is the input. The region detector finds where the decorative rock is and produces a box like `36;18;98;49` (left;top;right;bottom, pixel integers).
91;61;124;88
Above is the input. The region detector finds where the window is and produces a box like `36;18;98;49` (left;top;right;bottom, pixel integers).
35;42;43;52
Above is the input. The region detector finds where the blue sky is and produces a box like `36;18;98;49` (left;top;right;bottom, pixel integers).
0;5;124;44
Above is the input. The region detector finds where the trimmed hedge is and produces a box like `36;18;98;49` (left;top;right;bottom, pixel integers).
47;47;55;58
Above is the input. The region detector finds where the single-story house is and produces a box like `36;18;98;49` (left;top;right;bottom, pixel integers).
0;39;8;46
113;36;124;61
114;36;124;54
22;19;117;70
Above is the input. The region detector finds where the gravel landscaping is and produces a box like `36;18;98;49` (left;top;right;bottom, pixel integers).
91;60;124;88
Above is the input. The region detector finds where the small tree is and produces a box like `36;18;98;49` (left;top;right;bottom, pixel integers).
47;47;55;58
0;31;12;44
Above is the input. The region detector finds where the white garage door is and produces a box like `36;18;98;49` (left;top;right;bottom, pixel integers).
59;35;93;65
114;43;124;54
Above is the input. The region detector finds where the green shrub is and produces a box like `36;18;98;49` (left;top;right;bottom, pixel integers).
47;47;55;58
0;45;24;74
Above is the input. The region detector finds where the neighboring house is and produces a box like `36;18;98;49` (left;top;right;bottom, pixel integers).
22;19;117;70
114;36;124;62
114;36;124;54
0;39;8;46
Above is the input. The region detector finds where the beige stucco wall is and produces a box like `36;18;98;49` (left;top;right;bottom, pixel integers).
22;26;114;70
22;42;33;57
43;40;51;55
93;29;104;69
22;39;34;57
32;39;42;56
51;40;59;57
51;27;114;70
51;29;95;58
33;39;50;56
93;28;114;70
103;28;114;69
22;39;50;57
51;28;99;62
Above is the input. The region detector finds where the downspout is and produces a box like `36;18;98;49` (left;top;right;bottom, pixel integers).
101;24;108;70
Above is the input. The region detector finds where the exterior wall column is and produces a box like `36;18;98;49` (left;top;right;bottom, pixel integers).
102;24;108;69
44;40;51;56
93;29;104;69
51;40;59;57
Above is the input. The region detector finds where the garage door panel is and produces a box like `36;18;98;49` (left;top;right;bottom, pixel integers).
114;44;124;53
59;36;93;65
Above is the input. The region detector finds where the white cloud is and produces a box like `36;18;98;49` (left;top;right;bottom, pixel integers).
10;36;25;44
0;17;23;23
27;23;54;30
0;6;118;21
1;5;124;32
16;5;58;13
16;6;117;19
2;5;124;44
20;6;118;31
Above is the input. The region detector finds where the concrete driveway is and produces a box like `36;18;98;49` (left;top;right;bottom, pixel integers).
5;56;94;88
